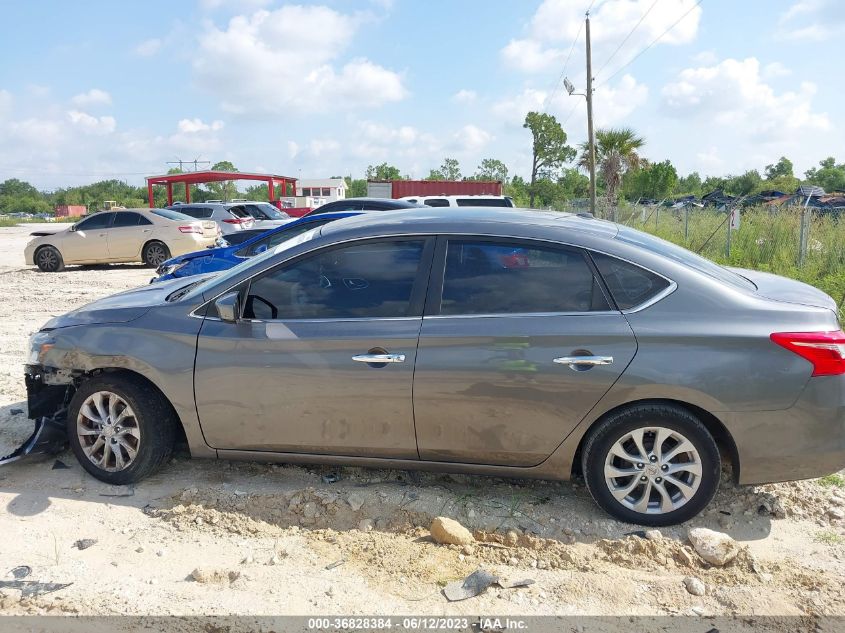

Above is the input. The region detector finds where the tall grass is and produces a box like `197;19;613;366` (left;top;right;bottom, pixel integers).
620;205;845;315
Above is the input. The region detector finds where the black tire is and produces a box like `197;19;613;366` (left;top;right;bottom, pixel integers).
67;374;176;485
142;241;170;267
35;246;64;272
581;403;721;526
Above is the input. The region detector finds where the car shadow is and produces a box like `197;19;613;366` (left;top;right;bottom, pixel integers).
0;409;777;546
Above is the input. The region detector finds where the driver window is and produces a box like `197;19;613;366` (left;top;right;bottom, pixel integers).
244;240;426;320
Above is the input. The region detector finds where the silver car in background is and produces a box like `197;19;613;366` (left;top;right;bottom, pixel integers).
167;202;256;235
14;208;845;526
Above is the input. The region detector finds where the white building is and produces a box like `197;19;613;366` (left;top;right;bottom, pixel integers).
296;178;347;202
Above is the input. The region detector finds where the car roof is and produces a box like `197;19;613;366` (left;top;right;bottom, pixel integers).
232;211;363;248
318;207;618;241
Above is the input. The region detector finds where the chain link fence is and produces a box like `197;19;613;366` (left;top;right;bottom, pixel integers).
559;200;845;314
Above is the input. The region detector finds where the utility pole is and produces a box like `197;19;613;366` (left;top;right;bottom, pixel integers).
585;13;597;218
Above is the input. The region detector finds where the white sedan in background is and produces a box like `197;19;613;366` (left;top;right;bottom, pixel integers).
24;208;220;272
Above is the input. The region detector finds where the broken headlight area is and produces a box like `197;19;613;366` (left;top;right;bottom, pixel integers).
0;365;74;467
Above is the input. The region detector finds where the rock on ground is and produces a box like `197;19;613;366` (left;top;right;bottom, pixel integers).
688;527;740;566
430;517;474;546
683;576;706;596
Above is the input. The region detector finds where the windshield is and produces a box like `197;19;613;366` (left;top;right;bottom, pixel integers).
183;226;322;301
152;208;195;221
615;225;755;290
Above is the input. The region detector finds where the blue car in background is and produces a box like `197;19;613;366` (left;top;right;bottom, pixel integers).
154;211;362;282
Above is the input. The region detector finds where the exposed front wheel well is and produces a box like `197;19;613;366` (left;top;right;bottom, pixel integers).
571;398;739;483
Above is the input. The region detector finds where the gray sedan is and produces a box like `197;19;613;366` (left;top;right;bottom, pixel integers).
14;208;845;526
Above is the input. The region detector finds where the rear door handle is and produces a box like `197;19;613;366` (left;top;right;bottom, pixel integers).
554;355;614;368
352;353;405;364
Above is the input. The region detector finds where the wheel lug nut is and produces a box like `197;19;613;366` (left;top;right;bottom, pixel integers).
640;475;647;482
636;463;644;469
661;464;668;471
649;455;657;462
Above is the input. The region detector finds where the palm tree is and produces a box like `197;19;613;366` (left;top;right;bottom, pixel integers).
579;127;645;206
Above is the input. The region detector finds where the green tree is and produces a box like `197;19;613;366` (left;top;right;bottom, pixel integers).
365;163;403;180
474;158;509;182
725;170;762;196
805;157;845;192
523;111;576;207
0;178;40;198
623;159;678;200
675;172;703;197
345;176;367;197
557;168;590;199
764;156;793;180
206;160;239;201
580;127;645;206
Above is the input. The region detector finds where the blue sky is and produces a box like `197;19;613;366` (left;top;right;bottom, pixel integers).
0;0;842;189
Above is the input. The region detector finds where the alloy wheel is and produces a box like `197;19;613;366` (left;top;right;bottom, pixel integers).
76;391;141;472
603;426;702;515
146;244;167;266
37;248;59;271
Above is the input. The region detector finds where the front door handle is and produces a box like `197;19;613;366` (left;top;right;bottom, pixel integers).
352;353;405;364
554;355;614;369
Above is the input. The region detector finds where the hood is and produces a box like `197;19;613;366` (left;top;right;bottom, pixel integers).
42;275;211;329
729;267;838;312
30;230;65;237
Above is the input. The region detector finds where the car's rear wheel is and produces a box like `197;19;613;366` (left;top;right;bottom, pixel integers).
35;246;64;272
67;374;176;485
142;241;170;267
581;403;720;526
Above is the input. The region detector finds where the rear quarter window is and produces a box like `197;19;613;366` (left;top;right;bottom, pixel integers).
456;198;510;207
591;252;671;310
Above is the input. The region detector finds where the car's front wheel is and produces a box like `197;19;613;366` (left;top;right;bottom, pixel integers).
142;241;170;267
581;403;721;526
35;246;64;272
67;374;176;485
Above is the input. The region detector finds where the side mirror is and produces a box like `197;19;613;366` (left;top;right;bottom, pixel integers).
69;224;77;232
214;291;241;324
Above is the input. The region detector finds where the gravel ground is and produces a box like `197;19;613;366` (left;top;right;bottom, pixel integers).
0;224;843;622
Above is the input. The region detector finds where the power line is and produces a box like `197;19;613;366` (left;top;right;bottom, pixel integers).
541;0;600;113
594;0;660;79
598;0;704;86
541;20;584;113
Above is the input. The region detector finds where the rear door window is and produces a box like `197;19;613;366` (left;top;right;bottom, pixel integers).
591;252;671;310
438;240;610;315
423;198;450;207
112;212;144;227
178;207;213;219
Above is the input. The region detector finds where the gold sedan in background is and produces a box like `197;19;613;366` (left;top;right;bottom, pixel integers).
24;208;220;272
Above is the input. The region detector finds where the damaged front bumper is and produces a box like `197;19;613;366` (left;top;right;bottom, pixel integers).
0;365;71;466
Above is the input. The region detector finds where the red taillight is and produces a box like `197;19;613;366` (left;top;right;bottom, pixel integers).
770;331;845;376
178;225;202;234
223;217;250;224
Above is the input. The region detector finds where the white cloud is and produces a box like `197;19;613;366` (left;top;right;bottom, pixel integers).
200;0;271;10
501;0;703;75
763;62;792;79
777;0;845;41
177;118;224;133
452;125;493;152
287;140;300;159
492;88;550;125
193;6;406;116
67;110;117;135
661;57;829;137
594;74;648;127
0;90;12;119
452;89;477;104
692;50;718;65
134;38;162;57
70;88;112;107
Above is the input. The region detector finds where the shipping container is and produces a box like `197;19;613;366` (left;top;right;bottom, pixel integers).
367;180;502;199
54;205;87;217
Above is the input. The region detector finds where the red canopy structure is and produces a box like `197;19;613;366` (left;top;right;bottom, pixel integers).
145;170;297;207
